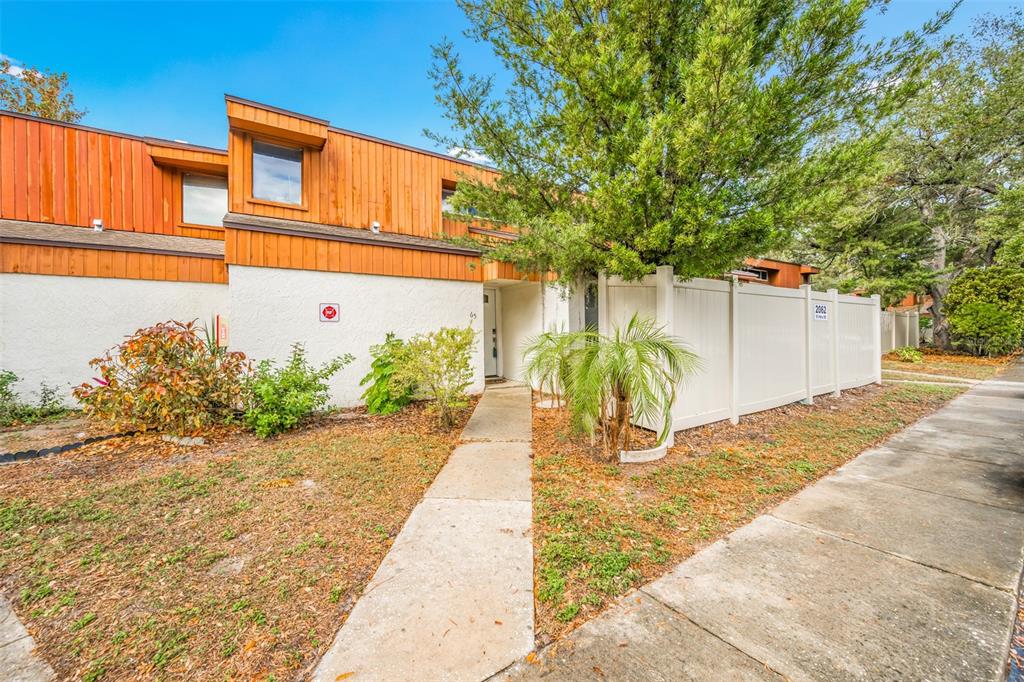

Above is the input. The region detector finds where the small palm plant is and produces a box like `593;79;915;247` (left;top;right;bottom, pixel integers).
523;315;699;460
522;325;578;407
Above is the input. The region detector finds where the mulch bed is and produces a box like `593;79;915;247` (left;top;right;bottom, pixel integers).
0;399;475;681
882;349;1019;381
530;382;964;644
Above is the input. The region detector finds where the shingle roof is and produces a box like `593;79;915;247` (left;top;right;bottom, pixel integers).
0;219;224;258
222;213;483;257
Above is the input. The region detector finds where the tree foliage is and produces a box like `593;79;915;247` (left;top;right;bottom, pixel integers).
945;266;1024;355
795;10;1024;343
0;58;85;122
430;0;943;282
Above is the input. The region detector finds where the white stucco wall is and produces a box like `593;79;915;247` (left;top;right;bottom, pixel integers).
499;282;543;382
541;282;574;333
228;265;484;406
0;273;228;403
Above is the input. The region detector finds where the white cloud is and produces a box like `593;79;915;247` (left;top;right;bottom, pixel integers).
1;54;25;78
448;146;493;166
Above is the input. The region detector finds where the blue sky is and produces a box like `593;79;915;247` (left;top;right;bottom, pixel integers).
0;1;1017;151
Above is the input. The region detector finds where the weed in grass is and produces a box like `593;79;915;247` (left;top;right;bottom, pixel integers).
555;602;580;622
71;613;97;631
537;567;566;604
111;630;128;645
787;459;818;477
329;586;343;604
152;628;189;669
82;658;107;682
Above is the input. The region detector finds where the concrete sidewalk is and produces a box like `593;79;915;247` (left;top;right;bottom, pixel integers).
501;364;1024;682
314;383;534;682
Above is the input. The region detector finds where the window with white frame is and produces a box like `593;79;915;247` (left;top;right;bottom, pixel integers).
252;140;303;205
182;174;228;227
732;266;769;281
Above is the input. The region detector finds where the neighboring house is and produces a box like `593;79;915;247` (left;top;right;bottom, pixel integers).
732;258;818;288
0;98;817;404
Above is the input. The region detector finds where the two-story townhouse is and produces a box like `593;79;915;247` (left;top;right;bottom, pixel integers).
0;96;572;404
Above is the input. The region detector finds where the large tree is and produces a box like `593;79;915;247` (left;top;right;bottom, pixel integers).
796;10;1024;346
430;0;944;283
1;58;85;123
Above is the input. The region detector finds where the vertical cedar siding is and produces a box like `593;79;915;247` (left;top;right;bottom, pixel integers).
0;114;178;235
227;113;499;240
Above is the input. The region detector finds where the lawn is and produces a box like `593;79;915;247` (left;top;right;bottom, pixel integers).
0;401;474;680
530;382;964;643
881;348;1019;381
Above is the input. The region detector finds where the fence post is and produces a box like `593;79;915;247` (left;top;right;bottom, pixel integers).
872;294;883;384
655;265;676;446
829;288;841;397
597;271;609;336
729;276;740;425
801;284;814;405
911;310;920;347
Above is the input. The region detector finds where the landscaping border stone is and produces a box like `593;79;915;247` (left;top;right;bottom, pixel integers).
0;431;137;464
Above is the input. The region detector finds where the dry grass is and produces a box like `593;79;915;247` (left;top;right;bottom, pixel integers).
530;382;964;643
882;349;1019;381
0;400;474;681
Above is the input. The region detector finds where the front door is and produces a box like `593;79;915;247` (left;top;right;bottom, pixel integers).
483;289;498;376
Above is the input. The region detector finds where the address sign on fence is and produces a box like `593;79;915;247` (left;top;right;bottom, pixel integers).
814;303;829;321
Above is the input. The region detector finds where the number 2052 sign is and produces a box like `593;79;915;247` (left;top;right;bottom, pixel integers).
813;303;829;321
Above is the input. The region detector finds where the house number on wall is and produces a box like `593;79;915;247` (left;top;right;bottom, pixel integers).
319;303;340;323
814;303;828;321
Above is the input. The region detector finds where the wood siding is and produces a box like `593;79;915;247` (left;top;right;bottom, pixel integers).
1;243;227;283
229;125;497;240
224;228;482;282
0;113;179;234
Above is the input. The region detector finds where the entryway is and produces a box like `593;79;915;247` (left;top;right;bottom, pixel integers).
484;288;498;376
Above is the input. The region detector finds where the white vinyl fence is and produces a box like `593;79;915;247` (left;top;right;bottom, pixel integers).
880;310;921;353
598;266;881;436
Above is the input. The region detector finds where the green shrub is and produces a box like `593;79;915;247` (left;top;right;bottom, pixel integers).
244;344;353;438
893;346;923;363
945;266;1024;356
948;302;1020;357
392;326;476;430
74;321;250;435
359;333;415;415
0;372;69;427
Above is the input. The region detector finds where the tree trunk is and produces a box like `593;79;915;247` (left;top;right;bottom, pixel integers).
924;205;954;350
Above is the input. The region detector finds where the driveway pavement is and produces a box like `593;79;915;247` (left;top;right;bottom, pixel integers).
500;364;1024;681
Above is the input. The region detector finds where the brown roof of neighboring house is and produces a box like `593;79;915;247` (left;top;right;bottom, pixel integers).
222;213;483;257
0;219;225;258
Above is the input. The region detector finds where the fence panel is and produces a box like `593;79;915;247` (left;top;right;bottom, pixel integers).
735;284;806;414
600;267;881;437
880;311;896;352
838;295;878;388
672;279;732;428
810;291;837;396
605;276;655;331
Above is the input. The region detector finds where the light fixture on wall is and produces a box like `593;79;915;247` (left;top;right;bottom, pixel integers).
370;221;381;234
92;218;104;232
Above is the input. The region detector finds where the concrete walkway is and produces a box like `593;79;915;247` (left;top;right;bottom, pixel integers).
314;383;534;681
501;364;1024;681
0;596;54;681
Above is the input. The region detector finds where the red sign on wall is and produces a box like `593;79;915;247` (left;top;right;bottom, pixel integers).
319;303;340;323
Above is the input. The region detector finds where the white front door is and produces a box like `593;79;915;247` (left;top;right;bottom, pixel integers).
483;289;498;376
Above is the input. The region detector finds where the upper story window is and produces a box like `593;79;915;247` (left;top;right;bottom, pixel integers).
441;188;456;213
252;140;303;205
182;174;228;227
733;266;769;281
